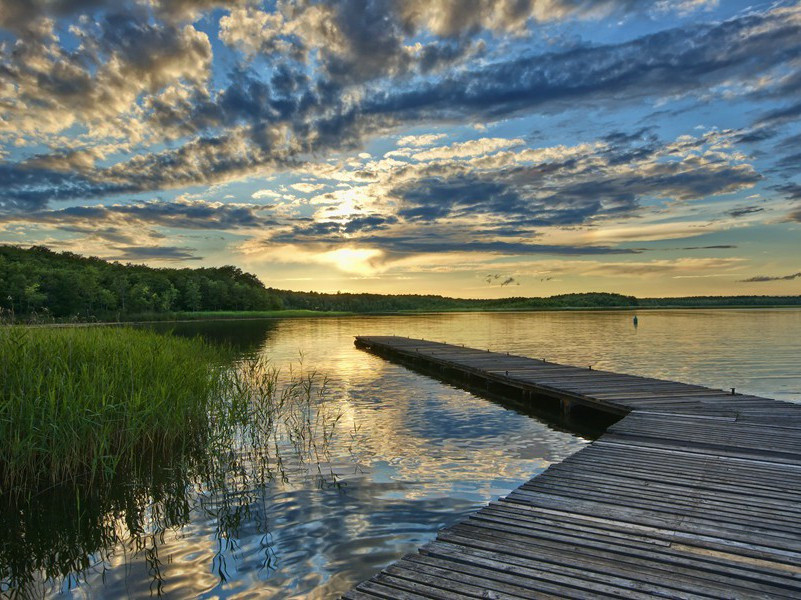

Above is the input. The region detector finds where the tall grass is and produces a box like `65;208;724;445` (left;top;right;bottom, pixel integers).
0;326;228;495
0;326;344;597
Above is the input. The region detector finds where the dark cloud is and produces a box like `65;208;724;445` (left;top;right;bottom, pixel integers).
362;9;801;123
365;238;641;256
0;0;109;32
681;245;738;250
484;273;518;286
786;207;801;222
755;101;801;129
272;215;398;242
741;272;801;283
776;132;801;153
773;183;801;201
774;151;801;173
0;164;131;212
728;205;764;218
109;245;202;261
0;200;276;230
395;177;533;223
0;0;243;31
733;127;778;144
601;127;658;145
769;183;801;222
387;139;758;228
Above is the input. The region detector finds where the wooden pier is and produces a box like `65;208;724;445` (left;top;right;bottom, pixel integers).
345;336;801;599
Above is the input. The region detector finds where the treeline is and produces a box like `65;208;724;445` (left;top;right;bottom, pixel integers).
1;245;799;321
0;245;281;319
271;289;801;312
269;289;640;312
638;296;801;307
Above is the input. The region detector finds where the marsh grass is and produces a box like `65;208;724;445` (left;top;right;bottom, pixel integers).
0;326;228;496
0;326;343;597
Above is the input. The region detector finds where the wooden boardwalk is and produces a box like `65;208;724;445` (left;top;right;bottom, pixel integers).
345;336;801;599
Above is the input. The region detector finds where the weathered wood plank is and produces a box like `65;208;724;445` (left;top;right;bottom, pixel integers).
346;336;801;599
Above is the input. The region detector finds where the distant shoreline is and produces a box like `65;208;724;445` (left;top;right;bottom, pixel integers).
8;304;801;327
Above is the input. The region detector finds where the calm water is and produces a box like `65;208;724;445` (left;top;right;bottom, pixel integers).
5;309;800;598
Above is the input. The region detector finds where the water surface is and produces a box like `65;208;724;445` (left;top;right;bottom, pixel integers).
4;309;799;598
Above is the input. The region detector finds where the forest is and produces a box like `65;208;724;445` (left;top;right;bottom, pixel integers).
1;245;799;321
0;245;281;319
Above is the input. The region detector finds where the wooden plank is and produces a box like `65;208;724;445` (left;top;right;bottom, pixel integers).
347;336;801;599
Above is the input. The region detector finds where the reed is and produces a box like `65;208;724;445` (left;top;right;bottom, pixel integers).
0;326;228;496
0;326;344;596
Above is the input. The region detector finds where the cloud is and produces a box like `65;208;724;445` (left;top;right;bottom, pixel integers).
654;0;719;17
774;183;801;201
387;132;758;228
252;189;280;199
397;133;448;147
571;257;746;278
728;205;764;218
222;128;761;277
0;1;245;32
411;138;525;160
755;101;801;129
681;245;737;250
0;0;798;283
786;206;801;223
772;183;801;222
109;245;202;262
2;5;794;209
1;13;212;139
741;272;801;283
363;7;801;123
484;273;518;286
0;198;276;232
290;182;326;193
216;1;682;88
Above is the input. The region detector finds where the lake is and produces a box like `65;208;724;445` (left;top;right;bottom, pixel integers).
3;309;799;598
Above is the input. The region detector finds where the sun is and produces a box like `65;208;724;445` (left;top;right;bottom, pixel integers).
320;247;384;275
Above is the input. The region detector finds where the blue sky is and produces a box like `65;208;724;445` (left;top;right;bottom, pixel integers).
1;0;800;297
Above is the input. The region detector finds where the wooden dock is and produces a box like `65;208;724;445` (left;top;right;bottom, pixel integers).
345;336;801;599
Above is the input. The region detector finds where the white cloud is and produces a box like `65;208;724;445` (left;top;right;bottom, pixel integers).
252;189;280;199
397;133;448;147
412;137;525;161
291;182;327;193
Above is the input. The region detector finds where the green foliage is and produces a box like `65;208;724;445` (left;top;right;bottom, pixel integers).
268;289;641;312
270;289;800;312
0;327;227;495
636;295;801;307
0;245;282;320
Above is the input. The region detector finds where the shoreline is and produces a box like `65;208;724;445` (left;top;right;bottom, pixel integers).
5;303;801;327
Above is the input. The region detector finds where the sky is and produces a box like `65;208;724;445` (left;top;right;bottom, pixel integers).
1;0;800;298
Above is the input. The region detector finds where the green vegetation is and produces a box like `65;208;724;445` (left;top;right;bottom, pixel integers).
1;245;799;323
0;245;281;320
270;289;645;312
268;289;801;312
0;326;341;595
0;326;228;495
